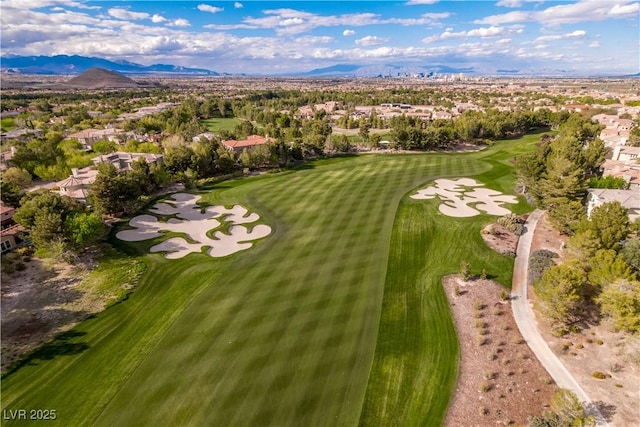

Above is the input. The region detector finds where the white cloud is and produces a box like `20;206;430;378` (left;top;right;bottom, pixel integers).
151;14;167;24
589;40;600;47
496;0;542;7
343;29;356;36
108;8;149;21
234;2;243;8
405;0;439;5
477;0;640;25
215;8;449;35
422;25;510;43
295;36;334;44
533;29;586;42
355;35;390;46
197;4;224;14
169;19;191;27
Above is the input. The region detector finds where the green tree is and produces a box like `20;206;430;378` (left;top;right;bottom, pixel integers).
587;249;635;292
534;261;588;326
550;389;595;426
92;139;117;154
597;279;640;333
164;144;195;174
621;237;640;272
64;212;106;248
586;201;629;251
2;167;32;189
548;200;585;235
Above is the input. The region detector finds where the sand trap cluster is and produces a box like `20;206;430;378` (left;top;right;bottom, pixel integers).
116;193;271;259
410;178;518;217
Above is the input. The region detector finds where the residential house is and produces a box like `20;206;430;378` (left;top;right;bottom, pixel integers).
0;203;24;253
56;152;163;202
0;128;43;143
67;128;124;150
612;146;640;162
221;135;272;153
586;189;640;222
601;159;640;189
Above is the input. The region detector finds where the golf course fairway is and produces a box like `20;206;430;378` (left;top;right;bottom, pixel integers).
0;133;538;426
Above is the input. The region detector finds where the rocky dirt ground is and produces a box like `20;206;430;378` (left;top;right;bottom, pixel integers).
1;255;101;371
529;212;640;426
443;274;557;426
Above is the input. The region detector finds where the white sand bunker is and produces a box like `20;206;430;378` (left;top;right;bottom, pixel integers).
410;178;518;217
116;193;271;259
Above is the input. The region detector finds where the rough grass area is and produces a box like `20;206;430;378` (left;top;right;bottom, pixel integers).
1;133;540;426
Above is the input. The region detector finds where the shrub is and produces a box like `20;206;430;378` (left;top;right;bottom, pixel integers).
499;290;510;301
14;262;26;271
478;381;491;392
493;308;504;316
483;370;497;380
595;339;603;345
476;336;488;346
615;383;623;388
531;249;559;259
473;301;485;310
460;261;471;280
592;371;607;379
475;320;487;328
575;344;584;349
453;285;461;296
497;213;525;235
479;406;489;416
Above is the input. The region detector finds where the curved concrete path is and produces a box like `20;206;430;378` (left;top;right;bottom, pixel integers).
511;209;609;426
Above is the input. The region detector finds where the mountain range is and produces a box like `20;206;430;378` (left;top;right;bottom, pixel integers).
0;55;219;75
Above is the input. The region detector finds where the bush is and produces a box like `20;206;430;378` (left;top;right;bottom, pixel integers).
499;289;510;300
479;406;489;416
14;261;26;271
478;381;491;392
592;371;607;379
497;213;525;234
460;261;471;280
531;249;559;259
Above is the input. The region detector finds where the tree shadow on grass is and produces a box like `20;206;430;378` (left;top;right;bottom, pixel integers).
2;330;89;378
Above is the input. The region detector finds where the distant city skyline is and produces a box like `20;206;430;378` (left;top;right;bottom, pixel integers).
1;0;639;75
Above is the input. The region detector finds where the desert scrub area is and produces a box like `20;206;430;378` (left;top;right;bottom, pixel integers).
443;275;557;426
1;246;145;372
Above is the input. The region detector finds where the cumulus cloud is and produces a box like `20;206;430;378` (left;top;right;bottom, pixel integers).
151;14;167;23
477;0;640;25
209;8;450;35
234;2;243;8
422;25;513;43
355;35;390;46
533;30;586;42
169;19;191;27
108;7;149;21
343;29;355;36
197;4;224;14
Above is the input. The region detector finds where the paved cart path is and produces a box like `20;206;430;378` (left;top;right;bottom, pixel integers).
511;209;609;426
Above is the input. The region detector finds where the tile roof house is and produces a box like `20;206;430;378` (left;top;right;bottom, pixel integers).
221;135;272;152
601;160;640;189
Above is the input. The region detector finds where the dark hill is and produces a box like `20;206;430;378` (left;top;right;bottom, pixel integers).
60;68;140;89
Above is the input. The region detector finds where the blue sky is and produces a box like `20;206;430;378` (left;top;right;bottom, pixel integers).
1;0;638;75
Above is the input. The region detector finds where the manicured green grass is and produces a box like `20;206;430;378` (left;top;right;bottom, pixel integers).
201;117;242;134
0;133;540;426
